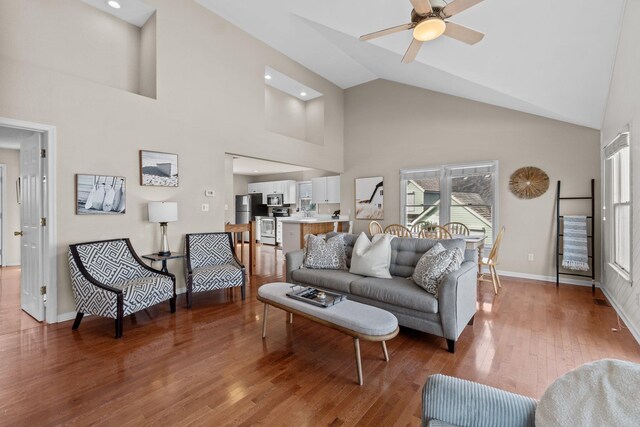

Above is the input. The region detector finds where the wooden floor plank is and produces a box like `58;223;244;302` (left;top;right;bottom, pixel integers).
1;246;639;426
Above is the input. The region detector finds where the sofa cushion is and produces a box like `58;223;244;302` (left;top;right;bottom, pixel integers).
350;276;438;313
349;233;393;278
303;234;346;270
291;269;361;294
413;247;464;298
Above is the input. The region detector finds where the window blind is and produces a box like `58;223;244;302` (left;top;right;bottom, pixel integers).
605;132;630;159
400;168;440;181
446;164;496;177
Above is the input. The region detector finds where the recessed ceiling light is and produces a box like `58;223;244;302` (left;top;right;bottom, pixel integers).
253;170;259;173
264;74;272;80
300;92;307;97
107;0;121;9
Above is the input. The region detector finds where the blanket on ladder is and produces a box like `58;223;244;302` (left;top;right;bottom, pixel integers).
562;215;589;271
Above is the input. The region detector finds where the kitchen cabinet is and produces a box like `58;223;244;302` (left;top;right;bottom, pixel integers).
248;180;296;205
311;176;341;204
248;183;261;194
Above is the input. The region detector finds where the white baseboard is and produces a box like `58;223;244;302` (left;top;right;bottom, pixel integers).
600;287;640;346
57;311;79;322
496;269;600;288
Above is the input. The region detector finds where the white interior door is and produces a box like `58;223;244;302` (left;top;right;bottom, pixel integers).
19;133;44;321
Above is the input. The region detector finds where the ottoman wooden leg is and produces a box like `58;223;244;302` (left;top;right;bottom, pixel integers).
354;338;363;386
288;312;293;324
262;304;269;339
381;341;389;362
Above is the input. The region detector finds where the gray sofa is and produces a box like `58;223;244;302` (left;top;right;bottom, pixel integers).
285;233;478;352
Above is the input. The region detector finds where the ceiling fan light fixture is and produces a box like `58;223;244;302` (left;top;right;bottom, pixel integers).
413;18;446;41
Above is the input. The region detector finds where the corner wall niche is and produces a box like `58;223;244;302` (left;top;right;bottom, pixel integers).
264;67;324;145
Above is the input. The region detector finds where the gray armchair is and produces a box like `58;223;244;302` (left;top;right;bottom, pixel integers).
184;232;245;308
422;374;537;427
68;238;176;338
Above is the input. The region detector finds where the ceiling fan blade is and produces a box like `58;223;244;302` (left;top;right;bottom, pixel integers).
443;21;484;44
410;0;433;15
360;23;412;41
442;0;483;17
401;38;424;63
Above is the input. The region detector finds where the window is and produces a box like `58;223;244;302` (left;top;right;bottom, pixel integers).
605;133;632;278
401;162;497;244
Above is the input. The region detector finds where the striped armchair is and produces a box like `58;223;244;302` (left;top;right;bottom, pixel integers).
68;238;176;338
422;374;537;427
184;232;246;308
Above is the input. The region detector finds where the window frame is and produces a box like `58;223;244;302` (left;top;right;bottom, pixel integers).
400;161;499;247
604;132;633;282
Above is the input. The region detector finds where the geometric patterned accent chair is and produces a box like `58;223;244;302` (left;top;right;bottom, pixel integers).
422;374;537;427
184;232;245;308
68;238;176;338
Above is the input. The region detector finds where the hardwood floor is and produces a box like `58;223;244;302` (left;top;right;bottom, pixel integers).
1;247;639;426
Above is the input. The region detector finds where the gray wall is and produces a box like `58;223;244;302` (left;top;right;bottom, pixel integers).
600;0;640;341
0;0;345;316
342;79;601;281
0;148;21;266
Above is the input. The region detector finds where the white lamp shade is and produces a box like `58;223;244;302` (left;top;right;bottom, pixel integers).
148;202;178;223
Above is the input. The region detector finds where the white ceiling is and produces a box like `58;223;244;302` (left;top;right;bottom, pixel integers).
81;0;155;27
233;156;313;176
265;67;323;101
195;0;626;129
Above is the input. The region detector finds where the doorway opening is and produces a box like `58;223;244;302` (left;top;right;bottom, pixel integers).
0;117;57;325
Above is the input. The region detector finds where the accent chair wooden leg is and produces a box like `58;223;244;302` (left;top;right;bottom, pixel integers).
170;296;176;313
187;290;192;309
381;341;389;362
354;338;363;386
262;304;269;339
72;312;84;330
468;315;475;326
446;339;455;353
115;317;123;339
241;284;246;301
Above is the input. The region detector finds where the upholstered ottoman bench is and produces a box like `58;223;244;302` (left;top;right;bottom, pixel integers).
257;282;399;385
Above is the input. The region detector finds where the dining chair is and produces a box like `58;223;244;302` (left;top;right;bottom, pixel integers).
478;226;505;294
384;224;411;237
410;221;432;234
369;221;384;235
443;222;470;236
419;226;452;240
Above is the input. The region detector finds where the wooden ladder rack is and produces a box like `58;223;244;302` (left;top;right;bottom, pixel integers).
556;179;596;292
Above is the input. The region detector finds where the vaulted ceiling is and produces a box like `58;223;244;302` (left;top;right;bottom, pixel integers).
196;0;626;129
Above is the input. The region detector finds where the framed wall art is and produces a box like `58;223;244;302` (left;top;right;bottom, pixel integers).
355;176;383;220
76;174;126;215
140;150;179;187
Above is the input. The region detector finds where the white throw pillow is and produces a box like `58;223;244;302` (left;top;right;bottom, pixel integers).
349;232;393;278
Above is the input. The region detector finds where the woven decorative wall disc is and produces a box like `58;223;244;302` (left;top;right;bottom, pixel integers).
509;167;549;199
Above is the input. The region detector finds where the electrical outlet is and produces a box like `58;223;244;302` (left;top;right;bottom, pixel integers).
201;203;209;212
528;253;534;262
205;190;215;197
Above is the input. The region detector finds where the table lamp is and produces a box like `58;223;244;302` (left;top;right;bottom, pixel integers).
148;201;178;256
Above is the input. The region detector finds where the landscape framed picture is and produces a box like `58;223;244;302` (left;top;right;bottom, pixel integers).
140;150;179;187
355;176;383;220
76;174;126;215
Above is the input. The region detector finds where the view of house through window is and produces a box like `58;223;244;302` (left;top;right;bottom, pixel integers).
605;132;631;277
401;162;497;245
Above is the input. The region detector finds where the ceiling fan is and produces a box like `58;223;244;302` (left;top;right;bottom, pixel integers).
359;0;485;63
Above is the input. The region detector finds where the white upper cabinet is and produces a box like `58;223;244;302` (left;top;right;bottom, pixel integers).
248;180;297;204
312;176;340;204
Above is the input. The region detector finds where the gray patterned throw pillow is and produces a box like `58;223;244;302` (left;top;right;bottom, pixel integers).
303;234;346;270
413;246;464;297
412;243;446;283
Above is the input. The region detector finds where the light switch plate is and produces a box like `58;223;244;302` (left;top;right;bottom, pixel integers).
201;203;209;212
205;190;215;197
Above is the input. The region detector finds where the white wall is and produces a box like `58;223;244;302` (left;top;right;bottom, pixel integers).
0;148;21;266
0;0;344;316
600;0;640;342
343;79;601;281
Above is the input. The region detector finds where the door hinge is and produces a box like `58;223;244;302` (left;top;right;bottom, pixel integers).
40;217;47;226
40;149;46;158
40;286;46;295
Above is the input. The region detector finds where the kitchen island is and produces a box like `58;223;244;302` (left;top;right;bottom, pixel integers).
280;218;351;254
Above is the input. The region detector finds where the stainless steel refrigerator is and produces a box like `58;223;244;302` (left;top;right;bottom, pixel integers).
235;194;267;241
